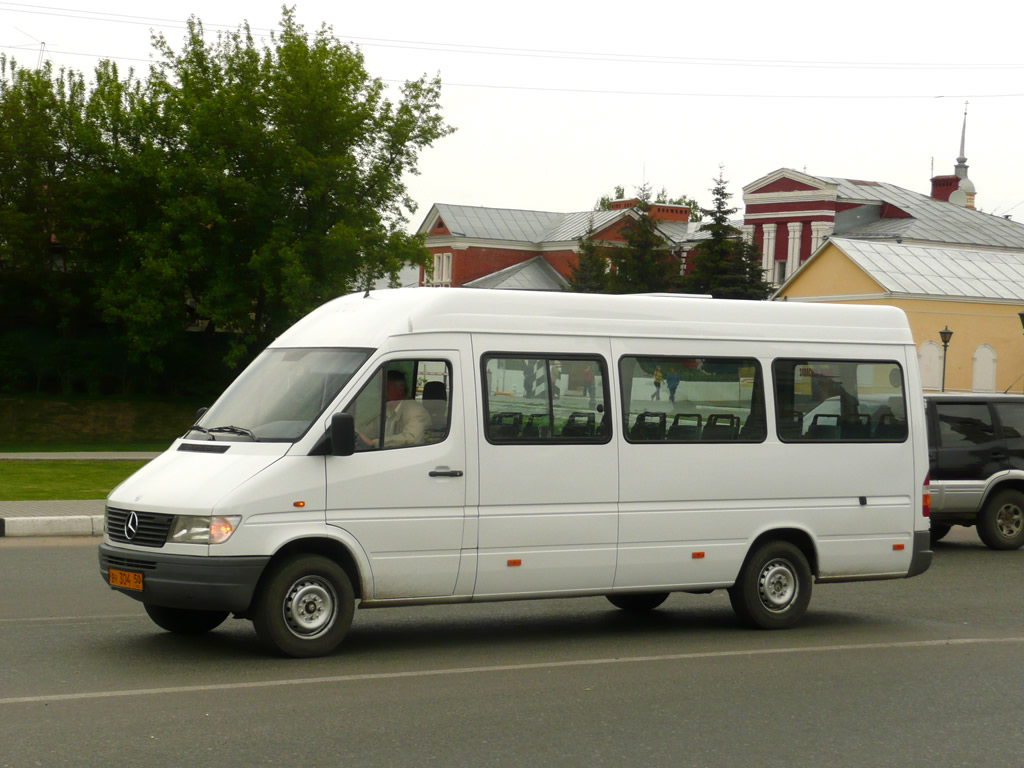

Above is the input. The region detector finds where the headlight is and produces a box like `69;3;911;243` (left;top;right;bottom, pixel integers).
168;515;241;545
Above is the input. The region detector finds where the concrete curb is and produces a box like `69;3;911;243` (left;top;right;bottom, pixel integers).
0;500;106;538
1;515;104;537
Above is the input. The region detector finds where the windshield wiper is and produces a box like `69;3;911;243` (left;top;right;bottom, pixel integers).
207;425;259;441
184;425;213;439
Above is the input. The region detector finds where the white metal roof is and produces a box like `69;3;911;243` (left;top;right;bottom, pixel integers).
422;204;704;247
829;237;1024;301
462;256;569;291
272;287;914;349
820;177;1024;249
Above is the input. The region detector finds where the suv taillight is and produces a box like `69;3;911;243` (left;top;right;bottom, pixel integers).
922;472;931;517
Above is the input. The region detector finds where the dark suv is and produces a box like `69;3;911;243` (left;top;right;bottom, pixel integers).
925;393;1024;549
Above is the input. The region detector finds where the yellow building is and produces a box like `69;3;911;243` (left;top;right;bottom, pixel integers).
775;237;1024;393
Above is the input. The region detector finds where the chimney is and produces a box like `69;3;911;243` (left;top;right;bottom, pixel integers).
930;175;957;202
609;198;690;222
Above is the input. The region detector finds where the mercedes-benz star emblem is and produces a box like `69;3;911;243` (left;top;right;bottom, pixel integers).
124;511;139;541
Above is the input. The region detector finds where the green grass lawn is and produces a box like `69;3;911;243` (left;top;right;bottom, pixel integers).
0;460;149;500
0;441;171;453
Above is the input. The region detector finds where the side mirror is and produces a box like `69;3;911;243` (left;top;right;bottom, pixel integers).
330;412;356;457
195;406;208;421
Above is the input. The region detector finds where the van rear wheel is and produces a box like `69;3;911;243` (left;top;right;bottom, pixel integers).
977;490;1024;550
144;604;228;634
606;592;669;612
252;554;355;658
729;541;812;629
930;523;951;545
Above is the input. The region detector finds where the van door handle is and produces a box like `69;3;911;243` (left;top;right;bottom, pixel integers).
429;469;464;478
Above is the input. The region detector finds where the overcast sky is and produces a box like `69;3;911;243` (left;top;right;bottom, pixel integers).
4;0;1023;230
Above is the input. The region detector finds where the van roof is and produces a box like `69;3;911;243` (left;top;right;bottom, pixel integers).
271;288;915;348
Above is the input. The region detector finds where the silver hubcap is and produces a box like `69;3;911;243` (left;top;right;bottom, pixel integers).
995;504;1024;539
282;576;337;639
758;559;798;613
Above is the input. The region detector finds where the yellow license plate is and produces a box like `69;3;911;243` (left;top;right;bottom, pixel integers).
109;568;144;591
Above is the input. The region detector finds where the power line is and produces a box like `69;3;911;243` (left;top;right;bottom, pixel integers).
3;1;1024;72
4;42;1021;100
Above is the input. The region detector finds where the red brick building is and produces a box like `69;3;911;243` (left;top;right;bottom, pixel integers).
743;114;994;286
416;200;696;289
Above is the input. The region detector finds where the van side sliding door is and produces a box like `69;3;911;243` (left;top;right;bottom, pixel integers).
473;338;617;597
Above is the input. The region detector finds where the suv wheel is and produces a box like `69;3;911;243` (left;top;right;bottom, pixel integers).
977;490;1024;550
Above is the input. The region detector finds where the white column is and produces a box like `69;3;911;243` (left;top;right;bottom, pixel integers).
761;223;777;277
787;222;803;277
810;222;833;253
741;224;755;244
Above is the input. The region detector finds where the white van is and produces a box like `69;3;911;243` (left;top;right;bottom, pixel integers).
99;289;932;657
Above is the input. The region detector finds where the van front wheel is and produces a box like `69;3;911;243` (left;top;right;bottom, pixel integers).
729;541;812;630
252;554;355;657
977;490;1024;550
144;604;228;634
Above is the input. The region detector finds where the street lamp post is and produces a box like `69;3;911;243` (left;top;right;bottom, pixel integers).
940;326;954;392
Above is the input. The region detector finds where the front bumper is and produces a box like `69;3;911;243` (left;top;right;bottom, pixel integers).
99;543;270;612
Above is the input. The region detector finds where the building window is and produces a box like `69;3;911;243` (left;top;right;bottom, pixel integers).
774;261;787;285
430;252;452;287
972;345;997;392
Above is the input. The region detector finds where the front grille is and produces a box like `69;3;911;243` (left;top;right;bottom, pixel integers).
102;554;158;571
106;507;173;548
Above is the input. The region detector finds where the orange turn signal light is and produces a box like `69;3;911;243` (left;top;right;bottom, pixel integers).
293;501;306;508
507;559;522;567
692;551;705;559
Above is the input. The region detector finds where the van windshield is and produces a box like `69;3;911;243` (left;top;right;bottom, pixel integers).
190;348;371;442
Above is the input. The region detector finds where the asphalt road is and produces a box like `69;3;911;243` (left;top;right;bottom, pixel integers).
2;529;1023;768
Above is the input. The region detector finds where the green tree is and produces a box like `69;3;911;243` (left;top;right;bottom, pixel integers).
566;218;609;293
607;183;679;294
595;184;701;221
681;168;771;300
594;185;626;211
97;9;453;366
654;186;703;222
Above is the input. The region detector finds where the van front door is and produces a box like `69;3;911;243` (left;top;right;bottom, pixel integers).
326;351;468;599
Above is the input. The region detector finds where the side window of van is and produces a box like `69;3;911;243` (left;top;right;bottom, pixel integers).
620;356;766;443
482;356;609;443
345;359;452;450
773;359;907;442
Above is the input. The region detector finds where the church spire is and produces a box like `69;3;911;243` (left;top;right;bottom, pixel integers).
955;102;969;177
949;102;976;209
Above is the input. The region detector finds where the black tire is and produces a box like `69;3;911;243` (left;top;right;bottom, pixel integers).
728;540;812;630
976;490;1024;550
606;592;669;613
930;522;952;545
252;554;355;658
144;604;229;634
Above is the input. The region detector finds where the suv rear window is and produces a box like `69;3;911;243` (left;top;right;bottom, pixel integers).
935;403;995;446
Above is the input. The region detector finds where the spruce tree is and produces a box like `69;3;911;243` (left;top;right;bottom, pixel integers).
681;167;771;300
567;219;610;293
607;183;679;294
